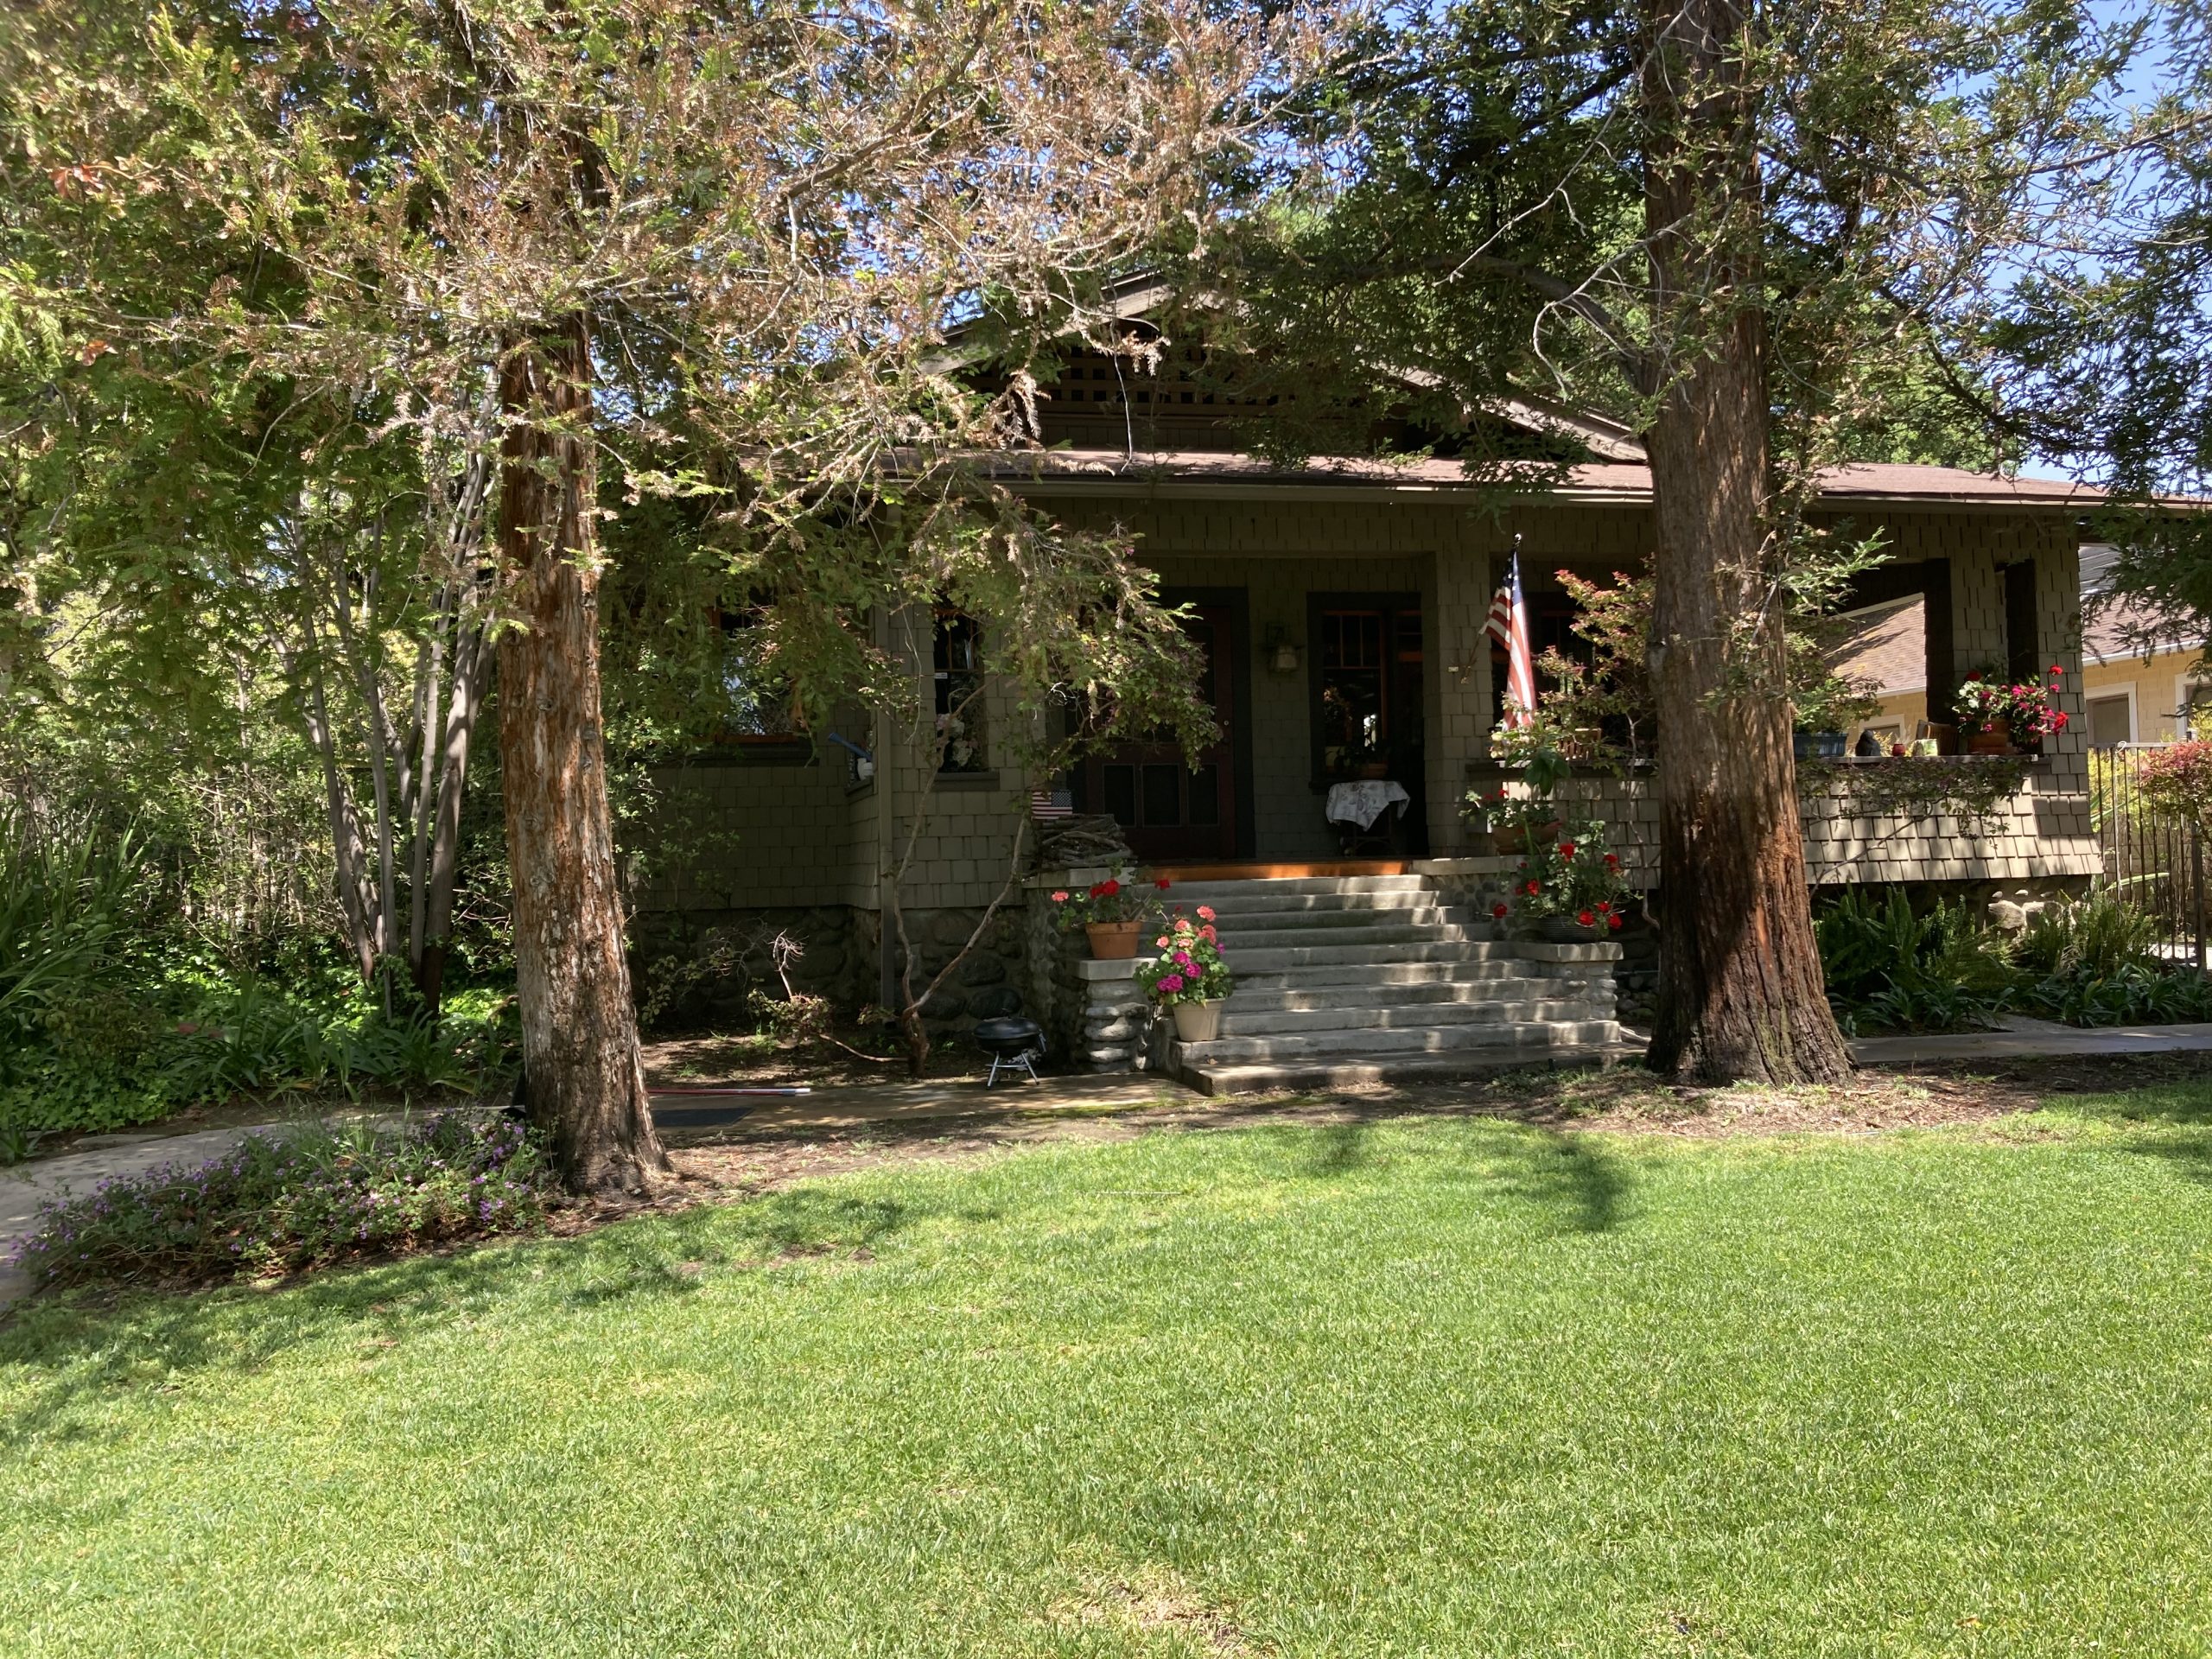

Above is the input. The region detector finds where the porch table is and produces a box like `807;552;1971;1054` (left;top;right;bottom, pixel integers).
1325;779;1410;830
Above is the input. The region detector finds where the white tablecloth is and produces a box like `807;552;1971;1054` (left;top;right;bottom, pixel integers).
1325;780;1410;830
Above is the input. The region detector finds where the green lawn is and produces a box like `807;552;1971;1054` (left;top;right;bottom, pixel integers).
7;1087;2212;1656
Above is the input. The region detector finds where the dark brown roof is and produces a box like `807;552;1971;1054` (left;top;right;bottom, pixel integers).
994;448;2107;510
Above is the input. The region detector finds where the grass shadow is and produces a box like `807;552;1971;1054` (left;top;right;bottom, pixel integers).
0;1177;937;1448
1487;1126;1630;1235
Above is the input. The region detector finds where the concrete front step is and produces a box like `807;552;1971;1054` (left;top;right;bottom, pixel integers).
1178;1018;1621;1065
1224;975;1601;1013
1233;940;1526;971
1211;922;1498;953
1210;903;1452;931
1182;890;1469;918
1218;997;1611;1037
1228;957;1580;990
1165;875;1431;899
1179;1044;1638;1096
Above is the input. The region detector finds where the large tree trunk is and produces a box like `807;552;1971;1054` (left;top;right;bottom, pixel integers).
1639;0;1851;1085
496;316;671;1194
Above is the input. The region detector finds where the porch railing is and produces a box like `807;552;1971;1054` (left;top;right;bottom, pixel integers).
2092;747;2209;970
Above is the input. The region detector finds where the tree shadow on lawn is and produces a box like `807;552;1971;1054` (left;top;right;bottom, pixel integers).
0;1182;931;1448
1255;1116;1629;1235
0;1112;1634;1443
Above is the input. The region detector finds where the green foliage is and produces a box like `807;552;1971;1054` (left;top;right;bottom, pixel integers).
2014;892;2212;1027
1507;819;1629;933
0;804;516;1135
1814;888;2018;1033
1816;885;2212;1033
8;1111;554;1290
0;802;146;1040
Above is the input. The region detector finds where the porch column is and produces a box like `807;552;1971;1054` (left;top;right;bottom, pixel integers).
1426;543;1495;854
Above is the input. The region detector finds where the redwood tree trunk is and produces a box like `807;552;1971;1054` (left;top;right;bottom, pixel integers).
496;317;671;1192
1639;0;1852;1084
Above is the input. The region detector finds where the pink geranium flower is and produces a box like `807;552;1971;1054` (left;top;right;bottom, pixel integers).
1196;905;1216;921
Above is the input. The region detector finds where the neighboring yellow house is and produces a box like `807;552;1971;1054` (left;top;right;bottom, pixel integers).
1836;543;2207;749
2075;544;2210;745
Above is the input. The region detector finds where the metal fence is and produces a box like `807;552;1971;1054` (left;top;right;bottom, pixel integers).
2092;747;2209;969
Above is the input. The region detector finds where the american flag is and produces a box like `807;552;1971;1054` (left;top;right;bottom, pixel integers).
1484;543;1536;729
1029;787;1074;820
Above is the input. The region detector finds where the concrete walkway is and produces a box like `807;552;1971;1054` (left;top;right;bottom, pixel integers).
1848;1020;2212;1065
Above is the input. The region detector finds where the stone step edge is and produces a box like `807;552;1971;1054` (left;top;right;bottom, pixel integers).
1177;1043;1642;1096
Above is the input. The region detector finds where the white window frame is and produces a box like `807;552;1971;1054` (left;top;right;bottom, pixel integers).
2085;685;2137;747
2177;671;2212;741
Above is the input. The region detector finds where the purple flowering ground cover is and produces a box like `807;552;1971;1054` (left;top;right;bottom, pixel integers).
8;1111;556;1289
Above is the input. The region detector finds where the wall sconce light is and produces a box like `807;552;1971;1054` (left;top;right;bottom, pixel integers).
1263;625;1301;674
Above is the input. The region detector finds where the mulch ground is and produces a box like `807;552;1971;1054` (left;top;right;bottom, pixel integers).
651;1050;2212;1204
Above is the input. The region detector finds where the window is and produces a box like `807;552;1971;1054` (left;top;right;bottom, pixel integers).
933;612;987;772
2178;674;2212;741
1313;600;1422;780
709;601;803;748
2087;691;2134;748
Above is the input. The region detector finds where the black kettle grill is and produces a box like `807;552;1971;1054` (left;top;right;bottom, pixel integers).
973;1016;1045;1087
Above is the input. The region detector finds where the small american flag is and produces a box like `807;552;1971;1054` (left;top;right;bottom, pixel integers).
1484;542;1536;730
1029;787;1074;819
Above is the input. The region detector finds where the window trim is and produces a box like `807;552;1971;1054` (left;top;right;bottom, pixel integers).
1306;590;1423;789
2085;685;2137;748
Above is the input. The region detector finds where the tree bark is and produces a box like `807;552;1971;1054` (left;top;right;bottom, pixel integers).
416;607;486;1017
1639;0;1852;1084
496;315;670;1194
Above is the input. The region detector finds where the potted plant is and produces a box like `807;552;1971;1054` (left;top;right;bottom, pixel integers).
1049;870;1168;958
1135;906;1233;1040
1955;666;2070;754
1472;717;1579;854
1502;818;1630;940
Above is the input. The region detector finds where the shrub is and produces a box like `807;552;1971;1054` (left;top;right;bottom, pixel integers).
1814;889;2017;1033
0;985;518;1137
1508;819;1630;933
2137;741;2212;831
7;1110;556;1291
2015;892;2212;1027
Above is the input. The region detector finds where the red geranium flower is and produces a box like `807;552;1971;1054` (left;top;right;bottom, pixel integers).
1525;880;1541;895
1604;853;1620;868
1559;841;1577;858
1491;902;1509;918
1099;879;1120;897
1577;909;1594;926
1155;878;1172;891
1608;912;1624;930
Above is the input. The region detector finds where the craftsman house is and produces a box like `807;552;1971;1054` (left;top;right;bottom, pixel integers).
635;296;2111;1088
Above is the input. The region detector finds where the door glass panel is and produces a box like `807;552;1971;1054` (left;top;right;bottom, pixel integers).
1319;611;1386;774
1103;765;1137;825
1141;764;1182;825
1188;763;1220;825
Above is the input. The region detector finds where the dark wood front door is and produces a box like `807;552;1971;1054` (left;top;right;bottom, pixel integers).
1077;602;1239;861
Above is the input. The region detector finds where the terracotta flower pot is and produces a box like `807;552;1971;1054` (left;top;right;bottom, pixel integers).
1085;920;1143;959
1170;999;1224;1042
1490;818;1561;856
1966;720;2014;755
